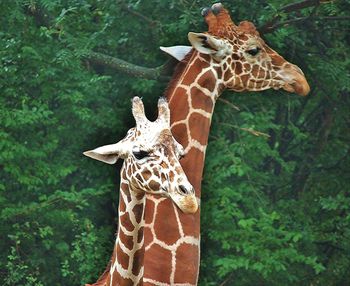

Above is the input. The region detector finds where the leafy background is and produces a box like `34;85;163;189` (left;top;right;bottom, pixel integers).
0;0;349;285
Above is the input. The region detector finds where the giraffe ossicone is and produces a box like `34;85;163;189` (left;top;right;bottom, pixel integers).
84;97;198;286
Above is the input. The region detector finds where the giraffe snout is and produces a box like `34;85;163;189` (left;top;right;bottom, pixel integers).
168;180;198;214
290;66;310;96
280;65;311;96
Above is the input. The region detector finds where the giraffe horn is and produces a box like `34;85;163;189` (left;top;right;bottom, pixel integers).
156;97;170;126
132;96;148;125
208;3;236;35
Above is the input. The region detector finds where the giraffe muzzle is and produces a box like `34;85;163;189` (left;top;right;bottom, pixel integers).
285;66;310;96
168;185;198;214
291;70;310;96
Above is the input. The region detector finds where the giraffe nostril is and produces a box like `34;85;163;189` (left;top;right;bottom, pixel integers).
179;185;189;195
211;3;223;15
201;7;211;17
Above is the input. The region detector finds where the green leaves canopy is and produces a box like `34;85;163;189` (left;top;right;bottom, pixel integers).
0;0;349;285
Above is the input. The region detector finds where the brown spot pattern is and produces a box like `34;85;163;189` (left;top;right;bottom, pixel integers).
174;243;199;284
148;180;160;190
132;203;143;224
181;60;203;86
120;212;134;232
168;170;175;182
189;113;211;146
137;227;143;244
171;123;189;148
252;65;259;77
235;61;243;74
154;200;181;245
191;87;213;113
116;243;129;270
197;70;216;92
169;87;189;121
112;269;133;286
143;169;152;181
144;244;172;283
143;226;153;248
119;230;133;251
132;248;144;277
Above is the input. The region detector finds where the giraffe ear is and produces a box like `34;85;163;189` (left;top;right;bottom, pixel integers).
160;46;192;61
83;142;127;164
188;32;231;60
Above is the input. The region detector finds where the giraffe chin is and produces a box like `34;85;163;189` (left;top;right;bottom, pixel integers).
170;193;199;214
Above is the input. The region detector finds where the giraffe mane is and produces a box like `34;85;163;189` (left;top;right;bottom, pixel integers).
163;49;195;100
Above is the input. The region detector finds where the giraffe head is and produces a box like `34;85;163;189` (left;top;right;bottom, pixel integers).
84;97;198;214
163;3;310;96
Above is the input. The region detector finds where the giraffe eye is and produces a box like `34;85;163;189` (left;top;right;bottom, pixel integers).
133;150;149;160
246;47;261;56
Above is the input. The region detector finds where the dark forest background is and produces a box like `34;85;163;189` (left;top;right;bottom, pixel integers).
1;0;349;285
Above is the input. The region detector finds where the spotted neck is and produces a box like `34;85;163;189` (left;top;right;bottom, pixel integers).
101;167;146;286
168;50;222;162
142;51;222;285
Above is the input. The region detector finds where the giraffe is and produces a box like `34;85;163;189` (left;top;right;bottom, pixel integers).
141;3;310;285
84;97;198;286
88;3;311;286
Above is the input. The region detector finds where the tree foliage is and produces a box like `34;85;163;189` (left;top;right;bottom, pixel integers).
0;0;349;285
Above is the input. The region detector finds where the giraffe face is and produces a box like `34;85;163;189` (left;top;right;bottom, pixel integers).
187;3;310;96
125;128;197;214
84;97;198;214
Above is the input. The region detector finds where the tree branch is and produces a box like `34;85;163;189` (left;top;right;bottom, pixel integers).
84;51;170;81
280;0;321;13
259;0;323;34
84;0;333;77
261;17;309;33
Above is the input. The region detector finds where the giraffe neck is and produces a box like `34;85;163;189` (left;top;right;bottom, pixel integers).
108;167;146;286
167;51;223;191
142;51;224;285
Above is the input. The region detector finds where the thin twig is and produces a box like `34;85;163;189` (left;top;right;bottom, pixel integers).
218;98;240;111
220;122;271;138
262;17;309;33
219;273;234;286
118;0;158;27
259;0;323;34
280;0;320;13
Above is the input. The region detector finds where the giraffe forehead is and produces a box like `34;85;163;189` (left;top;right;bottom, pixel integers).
133;127;177;149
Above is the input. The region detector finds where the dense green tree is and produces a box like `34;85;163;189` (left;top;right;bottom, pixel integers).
0;0;349;285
